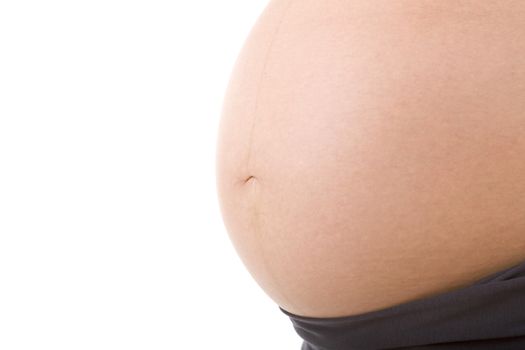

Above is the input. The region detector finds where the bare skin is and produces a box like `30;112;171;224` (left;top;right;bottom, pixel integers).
216;0;525;318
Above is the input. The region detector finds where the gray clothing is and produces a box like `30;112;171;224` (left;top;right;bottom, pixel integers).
280;259;525;349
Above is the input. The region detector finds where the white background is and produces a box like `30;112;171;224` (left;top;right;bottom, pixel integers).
0;1;302;349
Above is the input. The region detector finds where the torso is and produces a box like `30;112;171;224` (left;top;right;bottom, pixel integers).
216;0;525;318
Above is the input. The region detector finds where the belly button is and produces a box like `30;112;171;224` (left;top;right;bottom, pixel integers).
243;176;257;185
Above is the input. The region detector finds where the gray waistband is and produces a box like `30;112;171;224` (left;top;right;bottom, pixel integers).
280;258;525;350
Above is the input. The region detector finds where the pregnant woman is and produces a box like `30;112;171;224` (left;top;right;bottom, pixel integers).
215;1;525;349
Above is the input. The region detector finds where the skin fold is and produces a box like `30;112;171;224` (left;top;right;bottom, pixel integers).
215;0;525;318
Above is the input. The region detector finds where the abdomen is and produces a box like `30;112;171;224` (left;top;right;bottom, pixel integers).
215;0;525;318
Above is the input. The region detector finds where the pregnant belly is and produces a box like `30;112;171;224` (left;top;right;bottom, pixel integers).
215;0;525;318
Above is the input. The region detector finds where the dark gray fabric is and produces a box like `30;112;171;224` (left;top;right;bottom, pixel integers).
280;258;525;350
